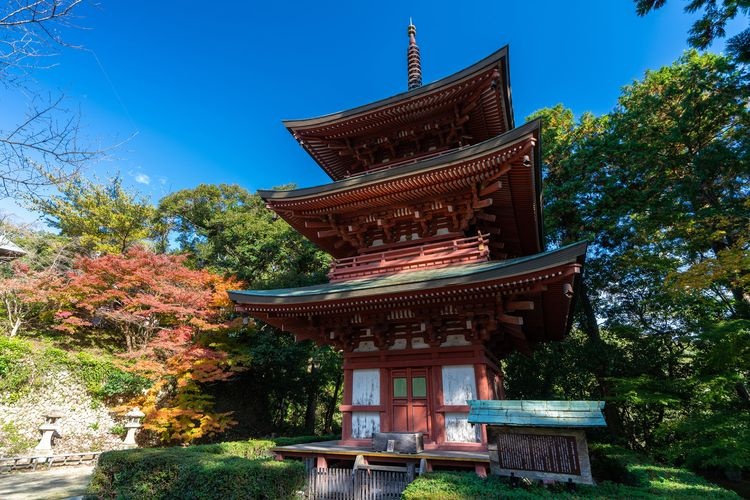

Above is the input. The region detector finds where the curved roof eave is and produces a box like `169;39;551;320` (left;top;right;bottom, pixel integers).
282;45;513;130
228;240;586;305
259;118;540;202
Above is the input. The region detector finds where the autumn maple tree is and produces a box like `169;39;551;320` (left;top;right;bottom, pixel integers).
47;246;247;443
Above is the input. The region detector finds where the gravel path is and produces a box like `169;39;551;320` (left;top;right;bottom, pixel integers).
0;466;94;500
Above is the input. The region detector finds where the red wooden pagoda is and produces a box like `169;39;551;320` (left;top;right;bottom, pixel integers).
229;24;586;473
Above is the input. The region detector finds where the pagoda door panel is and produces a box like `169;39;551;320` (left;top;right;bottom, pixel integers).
390;368;430;435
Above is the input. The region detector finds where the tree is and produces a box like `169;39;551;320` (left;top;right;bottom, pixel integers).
503;51;750;478
36;245;248;444
49;246;240;352
31;176;155;255
635;0;750;62
0;1;101;198
603;51;749;319
157;184;341;437
157;184;330;288
0;221;74;336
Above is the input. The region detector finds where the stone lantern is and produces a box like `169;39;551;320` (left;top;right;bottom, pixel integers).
122;407;145;448
34;410;63;456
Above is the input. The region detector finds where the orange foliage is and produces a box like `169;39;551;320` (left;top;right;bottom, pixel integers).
44;246;247;445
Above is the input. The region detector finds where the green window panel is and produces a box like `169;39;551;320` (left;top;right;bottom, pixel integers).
393;377;407;398
412;377;427;398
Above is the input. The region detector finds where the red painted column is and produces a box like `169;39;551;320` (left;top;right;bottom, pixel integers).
475;363;491;400
341;368;353;441
432;365;445;446
474;363;491;446
380;367;390;432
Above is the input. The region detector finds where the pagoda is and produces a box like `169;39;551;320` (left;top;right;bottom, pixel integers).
229;24;586;473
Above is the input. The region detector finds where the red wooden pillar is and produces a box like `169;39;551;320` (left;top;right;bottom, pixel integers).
432;365;445;446
380;367;390;432
341;368;353;441
474;363;491;446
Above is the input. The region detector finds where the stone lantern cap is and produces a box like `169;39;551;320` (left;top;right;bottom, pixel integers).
125;407;145;419
42;410;65;421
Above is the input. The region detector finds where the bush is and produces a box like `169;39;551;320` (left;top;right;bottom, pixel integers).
402;444;738;499
0;421;36;455
0;336;148;404
86;439;304;499
0;336;33;403
271;434;339;446
188;439;276;459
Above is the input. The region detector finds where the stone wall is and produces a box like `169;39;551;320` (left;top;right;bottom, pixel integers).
0;369;124;456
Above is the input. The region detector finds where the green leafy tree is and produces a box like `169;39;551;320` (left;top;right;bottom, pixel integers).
157;183;330;288
507;51;749;475
635;0;750;62
157;183;339;437
603;50;749;319
31;176;155;255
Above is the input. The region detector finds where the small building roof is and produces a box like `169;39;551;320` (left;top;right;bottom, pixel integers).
467;400;607;428
0;234;27;261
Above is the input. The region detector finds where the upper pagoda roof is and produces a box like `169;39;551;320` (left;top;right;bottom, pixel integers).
260;119;543;259
284;46;514;180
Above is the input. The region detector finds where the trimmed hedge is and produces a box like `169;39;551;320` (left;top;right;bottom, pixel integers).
271;433;339;446
86;440;304;499
402;444;739;499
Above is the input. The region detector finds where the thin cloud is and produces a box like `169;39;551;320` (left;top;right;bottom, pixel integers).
135;173;151;185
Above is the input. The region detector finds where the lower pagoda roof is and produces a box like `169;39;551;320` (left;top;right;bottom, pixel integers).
229;242;587;357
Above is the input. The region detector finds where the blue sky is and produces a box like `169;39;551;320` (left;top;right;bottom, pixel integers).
1;0;746;223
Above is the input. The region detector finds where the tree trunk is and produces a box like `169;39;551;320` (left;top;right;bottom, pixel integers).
9;317;21;337
303;361;319;435
324;372;343;434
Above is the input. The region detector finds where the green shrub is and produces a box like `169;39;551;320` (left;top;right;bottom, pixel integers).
189;439;276;459
0;337;33;402
0;337;149;404
271;434;339;446
86;441;304;500
402;444;738;499
0;421;36;455
95;368;150;401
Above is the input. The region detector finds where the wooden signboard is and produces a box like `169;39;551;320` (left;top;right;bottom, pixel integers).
487;426;594;485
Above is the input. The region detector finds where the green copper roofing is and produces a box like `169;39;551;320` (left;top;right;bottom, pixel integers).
228;240;586;305
467;400;607;428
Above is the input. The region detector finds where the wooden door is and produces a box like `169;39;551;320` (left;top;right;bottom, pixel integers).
390;368;430;435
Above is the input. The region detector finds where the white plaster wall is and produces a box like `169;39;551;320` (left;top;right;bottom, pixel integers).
441;365;477;405
354;341;377;352
352;369;380;405
444;412;480;442
411;337;429;349
351;412;380;439
441;334;471;347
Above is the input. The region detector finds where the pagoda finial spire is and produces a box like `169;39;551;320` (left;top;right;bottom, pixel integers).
407;20;422;91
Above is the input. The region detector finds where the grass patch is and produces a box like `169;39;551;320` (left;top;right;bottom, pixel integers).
86;439;304;499
402;444;738;499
